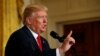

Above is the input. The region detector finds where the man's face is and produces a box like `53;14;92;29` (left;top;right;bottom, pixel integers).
27;10;48;34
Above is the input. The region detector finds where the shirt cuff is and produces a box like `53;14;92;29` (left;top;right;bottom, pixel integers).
56;48;61;56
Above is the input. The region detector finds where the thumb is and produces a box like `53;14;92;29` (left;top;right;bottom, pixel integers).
67;30;73;37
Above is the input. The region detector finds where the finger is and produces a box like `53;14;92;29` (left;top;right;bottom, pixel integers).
69;37;75;45
67;30;73;37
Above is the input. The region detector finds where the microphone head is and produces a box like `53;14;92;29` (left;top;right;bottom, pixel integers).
50;31;60;39
50;31;65;43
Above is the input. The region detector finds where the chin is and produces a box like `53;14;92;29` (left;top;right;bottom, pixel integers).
41;29;46;32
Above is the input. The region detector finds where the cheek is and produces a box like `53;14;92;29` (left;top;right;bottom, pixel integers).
32;19;45;28
34;20;41;28
29;20;38;28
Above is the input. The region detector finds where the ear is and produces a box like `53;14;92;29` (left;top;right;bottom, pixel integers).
26;17;32;24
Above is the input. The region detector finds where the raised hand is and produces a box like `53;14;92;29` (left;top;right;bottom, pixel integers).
59;30;75;54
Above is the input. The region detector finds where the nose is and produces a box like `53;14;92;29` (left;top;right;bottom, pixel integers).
43;16;47;23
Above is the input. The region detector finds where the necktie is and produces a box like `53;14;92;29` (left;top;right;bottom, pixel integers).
37;34;42;51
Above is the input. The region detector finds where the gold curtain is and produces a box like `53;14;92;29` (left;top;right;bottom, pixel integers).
0;0;3;56
2;0;24;56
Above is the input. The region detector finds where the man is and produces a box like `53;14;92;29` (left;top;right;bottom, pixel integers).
5;4;75;56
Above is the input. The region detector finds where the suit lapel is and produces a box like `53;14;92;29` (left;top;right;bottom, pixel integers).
22;26;40;51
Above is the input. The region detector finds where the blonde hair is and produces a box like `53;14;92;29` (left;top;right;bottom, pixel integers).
23;4;48;24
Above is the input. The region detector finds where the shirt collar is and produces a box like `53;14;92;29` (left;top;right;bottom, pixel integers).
27;26;38;40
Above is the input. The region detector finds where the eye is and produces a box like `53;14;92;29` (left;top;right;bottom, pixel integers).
38;16;47;19
38;16;43;18
39;16;44;18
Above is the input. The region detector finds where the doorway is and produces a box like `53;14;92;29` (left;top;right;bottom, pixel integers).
64;21;100;56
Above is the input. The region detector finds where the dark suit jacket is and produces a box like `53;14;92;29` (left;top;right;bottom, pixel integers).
5;26;56;56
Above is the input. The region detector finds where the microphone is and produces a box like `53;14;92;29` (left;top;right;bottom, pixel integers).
50;31;66;42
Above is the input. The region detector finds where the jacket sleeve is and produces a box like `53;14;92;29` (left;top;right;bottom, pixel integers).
42;37;56;56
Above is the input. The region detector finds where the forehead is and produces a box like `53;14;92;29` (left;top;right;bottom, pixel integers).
31;10;47;16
